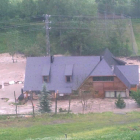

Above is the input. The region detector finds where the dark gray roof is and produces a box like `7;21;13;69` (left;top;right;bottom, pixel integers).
112;56;126;65
65;65;73;76
90;59;114;76
103;48;126;66
24;49;139;94
24;56;100;94
114;65;139;89
42;65;50;76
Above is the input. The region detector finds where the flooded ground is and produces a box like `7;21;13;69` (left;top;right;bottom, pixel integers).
0;53;139;114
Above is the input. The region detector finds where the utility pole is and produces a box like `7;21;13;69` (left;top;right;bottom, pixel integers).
45;14;51;56
104;11;108;41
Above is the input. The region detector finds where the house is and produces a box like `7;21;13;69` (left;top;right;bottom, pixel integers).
23;49;139;98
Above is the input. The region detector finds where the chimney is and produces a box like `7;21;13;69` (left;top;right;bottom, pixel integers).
50;55;54;63
100;56;103;61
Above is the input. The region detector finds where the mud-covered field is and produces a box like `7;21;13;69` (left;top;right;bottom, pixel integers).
0;54;139;114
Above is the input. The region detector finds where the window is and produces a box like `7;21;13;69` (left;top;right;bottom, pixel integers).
105;91;115;97
93;76;114;81
72;90;78;95
43;76;49;83
65;65;73;83
66;76;71;82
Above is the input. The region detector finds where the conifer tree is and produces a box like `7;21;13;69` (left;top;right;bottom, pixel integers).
115;94;126;109
38;85;51;113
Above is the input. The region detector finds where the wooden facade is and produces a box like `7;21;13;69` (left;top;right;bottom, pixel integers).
130;86;137;91
80;76;127;98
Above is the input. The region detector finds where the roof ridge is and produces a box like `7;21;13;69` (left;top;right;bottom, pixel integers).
112;56;126;65
91;58;114;76
103;59;113;70
77;58;102;90
54;56;99;57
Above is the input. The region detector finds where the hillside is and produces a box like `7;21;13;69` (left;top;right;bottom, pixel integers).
0;112;140;140
0;18;136;57
0;0;140;56
132;19;140;55
0;22;45;56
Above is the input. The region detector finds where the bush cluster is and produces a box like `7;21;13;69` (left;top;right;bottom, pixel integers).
115;94;126;109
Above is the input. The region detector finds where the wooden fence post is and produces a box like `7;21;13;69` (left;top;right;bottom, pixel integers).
68;95;71;113
14;91;18;117
55;92;57;114
65;133;67;139
30;92;35;118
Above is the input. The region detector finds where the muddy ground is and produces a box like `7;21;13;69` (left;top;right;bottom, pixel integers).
0;54;140;114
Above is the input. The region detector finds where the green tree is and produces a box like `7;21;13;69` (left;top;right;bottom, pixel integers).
130;90;140;106
37;0;97;16
36;33;46;54
131;0;140;17
6;31;20;59
0;0;9;18
38;85;51;113
95;0;131;15
20;0;37;19
115;94;126;109
0;0;133;56
96;0;117;13
24;44;42;57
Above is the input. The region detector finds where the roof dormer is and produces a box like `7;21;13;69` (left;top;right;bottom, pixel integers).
42;65;50;83
65;64;73;82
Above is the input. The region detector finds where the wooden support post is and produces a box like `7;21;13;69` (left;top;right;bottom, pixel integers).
30;92;35;118
14;91;17;117
55;92;57;114
68;95;71;113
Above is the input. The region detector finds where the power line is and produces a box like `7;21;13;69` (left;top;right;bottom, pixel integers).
50;13;129;19
0;26;44;31
0;28;44;34
51;15;97;18
50;27;126;30
0;14;130;31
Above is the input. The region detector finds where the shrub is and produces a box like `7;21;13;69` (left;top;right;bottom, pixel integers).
130;90;140;106
59;108;67;113
24;44;42;57
115;94;126;109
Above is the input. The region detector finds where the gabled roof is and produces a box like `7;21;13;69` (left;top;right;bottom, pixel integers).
90;59;114;76
24;49;138;94
114;65;139;89
24;57;50;91
103;48;126;66
112;56;126;65
24;56;100;93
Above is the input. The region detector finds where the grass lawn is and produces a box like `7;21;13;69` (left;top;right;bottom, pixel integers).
0;112;140;139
